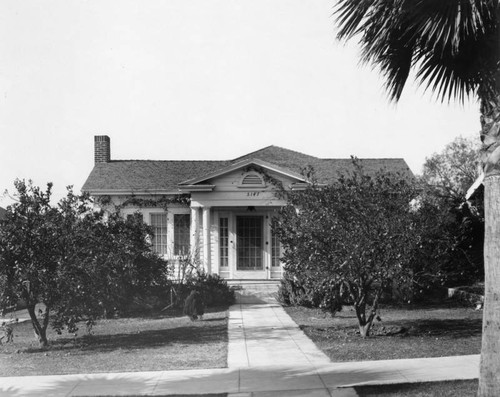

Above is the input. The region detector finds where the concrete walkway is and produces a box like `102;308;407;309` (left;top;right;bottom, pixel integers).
0;292;480;396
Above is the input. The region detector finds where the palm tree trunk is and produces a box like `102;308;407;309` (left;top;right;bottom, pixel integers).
479;176;500;396
478;82;500;396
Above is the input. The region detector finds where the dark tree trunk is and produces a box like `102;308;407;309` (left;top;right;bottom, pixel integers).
355;289;381;338
26;303;49;347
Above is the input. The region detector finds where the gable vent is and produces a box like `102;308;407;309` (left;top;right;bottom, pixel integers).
241;174;264;185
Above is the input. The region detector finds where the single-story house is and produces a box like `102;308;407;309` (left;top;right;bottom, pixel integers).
82;135;414;280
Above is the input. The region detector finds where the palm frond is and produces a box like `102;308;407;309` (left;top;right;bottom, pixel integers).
335;0;379;39
409;0;496;54
334;0;499;102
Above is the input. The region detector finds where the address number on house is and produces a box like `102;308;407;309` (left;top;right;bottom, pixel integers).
247;192;260;197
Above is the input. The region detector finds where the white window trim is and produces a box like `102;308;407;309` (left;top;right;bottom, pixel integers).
121;206;191;259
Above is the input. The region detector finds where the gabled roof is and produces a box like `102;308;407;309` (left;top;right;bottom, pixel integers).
82;145;414;194
179;157;308;186
231;145;319;172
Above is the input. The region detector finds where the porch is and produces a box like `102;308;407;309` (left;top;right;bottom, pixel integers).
191;206;284;281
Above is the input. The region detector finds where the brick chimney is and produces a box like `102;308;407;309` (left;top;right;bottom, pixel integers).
94;135;111;164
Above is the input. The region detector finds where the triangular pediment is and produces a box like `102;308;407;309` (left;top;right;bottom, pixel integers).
178;158;308;189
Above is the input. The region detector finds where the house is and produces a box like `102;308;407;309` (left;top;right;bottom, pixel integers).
82;135;414;280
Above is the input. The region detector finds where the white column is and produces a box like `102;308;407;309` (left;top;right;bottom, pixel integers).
190;207;200;261
202;206;211;274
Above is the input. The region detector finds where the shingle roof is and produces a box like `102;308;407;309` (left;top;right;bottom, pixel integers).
82;145;414;193
83;160;230;192
232;145;319;171
314;158;414;184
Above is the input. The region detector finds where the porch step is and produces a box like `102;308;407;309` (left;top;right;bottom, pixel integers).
228;280;281;304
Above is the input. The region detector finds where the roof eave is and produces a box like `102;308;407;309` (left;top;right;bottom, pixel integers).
178;185;216;192
83;189;184;196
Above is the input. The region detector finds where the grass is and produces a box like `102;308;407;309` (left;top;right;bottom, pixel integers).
0;307;228;376
284;302;482;361
355;379;478;396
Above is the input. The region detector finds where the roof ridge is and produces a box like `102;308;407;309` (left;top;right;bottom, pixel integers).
231;145;319;162
106;158;406;163
320;157;406;161
107;159;229;163
231;145;276;162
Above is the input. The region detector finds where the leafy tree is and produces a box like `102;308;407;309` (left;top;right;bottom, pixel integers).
333;2;498;393
416;136;485;288
422;136;480;199
0;180;169;346
410;195;484;291
273;168;420;337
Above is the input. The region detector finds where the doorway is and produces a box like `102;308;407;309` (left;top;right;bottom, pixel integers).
236;216;264;271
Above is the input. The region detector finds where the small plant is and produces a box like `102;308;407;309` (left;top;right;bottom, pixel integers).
183;290;205;321
189;272;235;307
277;273;342;315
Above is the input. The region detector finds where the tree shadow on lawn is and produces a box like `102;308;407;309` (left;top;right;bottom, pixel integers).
303;317;482;339
143;306;230;319
25;322;227;354
401;318;482;338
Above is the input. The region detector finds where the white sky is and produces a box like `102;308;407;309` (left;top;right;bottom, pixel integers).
0;0;480;205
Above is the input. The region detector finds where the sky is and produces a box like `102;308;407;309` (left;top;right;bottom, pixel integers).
0;0;481;206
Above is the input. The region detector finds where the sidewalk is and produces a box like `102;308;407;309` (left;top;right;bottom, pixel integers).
0;292;480;397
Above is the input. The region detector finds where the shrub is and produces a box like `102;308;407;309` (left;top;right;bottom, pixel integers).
277;272;343;315
188;272;235;307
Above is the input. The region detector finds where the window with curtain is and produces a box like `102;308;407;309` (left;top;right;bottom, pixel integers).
219;217;229;267
174;214;191;255
271;231;281;267
150;213;168;255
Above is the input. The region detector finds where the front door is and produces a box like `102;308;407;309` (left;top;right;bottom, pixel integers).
236;216;264;272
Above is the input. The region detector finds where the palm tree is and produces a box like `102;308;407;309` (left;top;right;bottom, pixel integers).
333;0;499;395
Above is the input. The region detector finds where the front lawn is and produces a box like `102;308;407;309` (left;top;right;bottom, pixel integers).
0;308;228;376
285;303;482;361
354;379;478;396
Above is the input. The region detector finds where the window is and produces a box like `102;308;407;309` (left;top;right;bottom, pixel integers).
271;231;281;268
150;213;168;255
174;214;191;255
219;217;229;268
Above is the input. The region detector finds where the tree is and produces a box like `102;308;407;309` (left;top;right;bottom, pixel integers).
0;180;169;346
418;136;484;287
422;136;480;199
0;181;59;346
333;2;498;394
273;168;420;337
410;194;484;290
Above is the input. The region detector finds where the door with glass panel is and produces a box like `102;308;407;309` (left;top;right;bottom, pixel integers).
236;216;264;271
